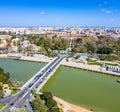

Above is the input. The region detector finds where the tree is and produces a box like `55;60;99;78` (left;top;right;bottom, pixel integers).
11;35;16;40
113;44;120;55
41;92;57;108
48;108;60;112
0;39;2;44
27;45;33;51
85;42;96;53
0;67;10;83
32;93;48;112
6;38;12;50
97;47;113;54
18;46;22;52
0;86;4;98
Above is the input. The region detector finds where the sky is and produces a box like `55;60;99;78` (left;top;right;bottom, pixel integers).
0;0;120;27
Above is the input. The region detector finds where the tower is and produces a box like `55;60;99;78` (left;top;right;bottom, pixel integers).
67;38;74;54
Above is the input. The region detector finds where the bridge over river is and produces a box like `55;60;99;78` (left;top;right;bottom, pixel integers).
0;55;66;112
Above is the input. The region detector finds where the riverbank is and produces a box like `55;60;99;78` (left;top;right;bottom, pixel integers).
21;55;51;63
0;53;52;63
61;59;120;77
0;54;119;77
0;54;7;58
54;96;92;112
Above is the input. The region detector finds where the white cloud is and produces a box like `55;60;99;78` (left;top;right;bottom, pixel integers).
106;10;112;13
101;9;112;14
101;9;106;12
104;1;108;4
40;12;45;15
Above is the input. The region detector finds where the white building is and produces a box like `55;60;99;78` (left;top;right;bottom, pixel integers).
21;40;31;48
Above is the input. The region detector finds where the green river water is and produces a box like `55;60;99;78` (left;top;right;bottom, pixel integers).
0;58;120;112
0;58;46;82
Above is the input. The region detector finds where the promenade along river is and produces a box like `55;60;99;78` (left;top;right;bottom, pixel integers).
0;58;120;112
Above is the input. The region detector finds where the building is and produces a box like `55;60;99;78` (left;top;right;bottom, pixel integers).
21;40;31;49
2;84;11;97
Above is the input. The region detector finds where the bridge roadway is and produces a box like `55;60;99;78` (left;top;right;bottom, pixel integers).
0;55;65;112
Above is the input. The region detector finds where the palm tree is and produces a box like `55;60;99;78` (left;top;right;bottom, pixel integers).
6;38;12;52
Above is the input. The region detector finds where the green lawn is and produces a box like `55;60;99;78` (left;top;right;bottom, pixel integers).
0;104;5;110
11;89;18;95
87;60;102;65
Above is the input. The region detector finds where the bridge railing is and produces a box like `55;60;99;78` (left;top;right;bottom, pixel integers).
21;57;59;90
31;56;65;91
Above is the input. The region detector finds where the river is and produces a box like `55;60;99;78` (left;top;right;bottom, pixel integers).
0;58;120;112
42;66;120;112
0;58;46;82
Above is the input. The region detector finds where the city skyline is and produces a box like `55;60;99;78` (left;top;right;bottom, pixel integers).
0;0;120;27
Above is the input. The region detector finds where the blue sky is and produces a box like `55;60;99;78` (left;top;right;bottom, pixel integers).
0;0;120;27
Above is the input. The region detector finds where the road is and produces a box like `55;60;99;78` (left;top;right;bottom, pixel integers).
0;55;65;112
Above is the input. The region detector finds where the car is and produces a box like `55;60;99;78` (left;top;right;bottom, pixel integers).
49;69;52;71
10;103;14;105
29;101;32;105
29;92;33;96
